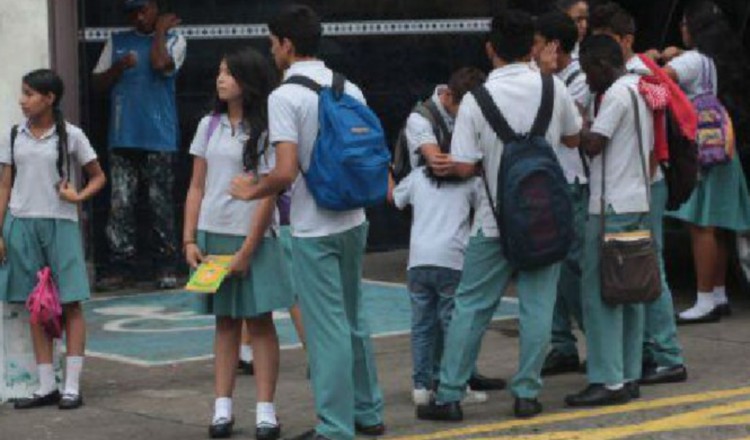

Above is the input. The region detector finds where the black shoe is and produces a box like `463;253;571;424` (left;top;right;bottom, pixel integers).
238;360;255;375
513;398;542;418
640;364;688;385
468;373;506;391
58;393;84;410
289;429;330;440
541;350;581;376
256;422;281;440
625;382;640;399
565;384;631;407
14;390;61;409
715;303;732;316
355;423;386;437
675;308;721;325
416;400;463;422
209;417;234;439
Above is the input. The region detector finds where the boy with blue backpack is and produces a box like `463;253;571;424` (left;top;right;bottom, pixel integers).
229;5;387;440
416;9;582;421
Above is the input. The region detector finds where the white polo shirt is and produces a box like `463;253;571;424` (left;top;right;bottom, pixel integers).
451;63;582;238
268;60;367;238
0;121;98;222
190;114;275;237
557;60;591;184
404;85;455;168
588;74;655;215
668;50;718;99
393;168;480;270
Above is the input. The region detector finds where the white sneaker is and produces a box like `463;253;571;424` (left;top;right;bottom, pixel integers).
461;386;488;405
412;388;432;406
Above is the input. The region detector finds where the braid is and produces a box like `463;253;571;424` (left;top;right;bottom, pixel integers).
53;107;69;181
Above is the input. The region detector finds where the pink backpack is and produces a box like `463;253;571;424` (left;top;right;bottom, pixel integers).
26;267;63;338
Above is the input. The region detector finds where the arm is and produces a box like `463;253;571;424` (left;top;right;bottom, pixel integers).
150;14;182;73
580;129;608;157
58;160;107;203
662;66;679;83
183;157;206;268
229;193;277;276
230;142;298;201
92;55;135;93
0;165;11;262
561;133;581;149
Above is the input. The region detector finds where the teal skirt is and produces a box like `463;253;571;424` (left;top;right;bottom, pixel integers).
279;226;297;296
0;214;90;304
666;154;750;231
196;230;293;318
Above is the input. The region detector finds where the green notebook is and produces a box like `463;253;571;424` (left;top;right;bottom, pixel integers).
185;255;234;293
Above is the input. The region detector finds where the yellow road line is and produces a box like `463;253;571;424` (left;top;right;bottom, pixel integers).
392;386;750;440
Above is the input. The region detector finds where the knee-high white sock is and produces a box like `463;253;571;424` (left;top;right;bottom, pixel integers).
64;356;84;396
37;364;57;396
240;344;253;363
713;286;728;305
256;401;277;426
213;397;233;423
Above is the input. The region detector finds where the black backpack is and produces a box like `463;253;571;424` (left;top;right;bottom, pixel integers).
391;99;451;182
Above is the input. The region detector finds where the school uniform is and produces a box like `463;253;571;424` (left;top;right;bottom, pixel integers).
433;63;581;402
269;60;383;440
582;74;653;386
0;122;96;304
666;51;750;231
393;167;480;390
404;86;455;168
189;115;293;318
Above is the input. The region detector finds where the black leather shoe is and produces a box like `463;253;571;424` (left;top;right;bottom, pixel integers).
513;398;542;418
58;393;84;410
256;422;281;440
640;364;688;385
209;417;234;439
542;350;581;376
625;382;640;399
716;303;732;316
675;308;721;325
238;360;255;375
468;373;506;391
355;423;386;436
565;384;631;407
416;400;463;422
289;429;330;440
14;390;61;409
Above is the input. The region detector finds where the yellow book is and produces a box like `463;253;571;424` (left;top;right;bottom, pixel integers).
185;255;234;293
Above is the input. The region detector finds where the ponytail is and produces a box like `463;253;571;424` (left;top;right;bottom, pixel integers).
53;106;70;181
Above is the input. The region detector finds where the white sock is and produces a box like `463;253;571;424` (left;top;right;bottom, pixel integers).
240;344;253;363
256;401;278;426
64;356;84;396
213;397;233;423
713;286;728;305
36;364;57;396
679;292;715;319
605;383;624;391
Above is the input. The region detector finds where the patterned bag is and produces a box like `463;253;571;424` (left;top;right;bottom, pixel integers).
25;268;63;338
693;57;735;168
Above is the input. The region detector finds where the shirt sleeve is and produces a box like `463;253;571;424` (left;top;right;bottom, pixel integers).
392;171;414;209
69;126;98;166
268;89;300;145
556;79;584;137
450;94;483;164
568;73;593;113
166;33;187;73
0;127;12;165
405;112;438;157
591;84;629;139
92;36;114;74
345;81;367;105
668;51;702;90
189;116;211;158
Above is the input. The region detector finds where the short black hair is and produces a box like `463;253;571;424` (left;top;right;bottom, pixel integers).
580;34;624;69
268;4;322;57
535;11;579;54
488;10;535;63
448;67;486;102
590;2;636;37
556;0;586;13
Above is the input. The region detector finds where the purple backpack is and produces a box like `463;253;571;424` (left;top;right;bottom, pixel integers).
692;57;734;168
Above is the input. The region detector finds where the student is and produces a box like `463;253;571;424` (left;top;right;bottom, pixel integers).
228;5;385;440
403;67;506;397
556;0;589;59
0;69;106;410
565;34;654;407
590;2;688;386
533;11;591;377
661;0;750;324
416;9;582;420
92;0;186;290
183;47;292;439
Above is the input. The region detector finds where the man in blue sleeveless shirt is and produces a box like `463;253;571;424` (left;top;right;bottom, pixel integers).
92;0;186;290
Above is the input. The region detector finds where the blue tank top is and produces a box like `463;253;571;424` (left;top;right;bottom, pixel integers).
109;30;179;152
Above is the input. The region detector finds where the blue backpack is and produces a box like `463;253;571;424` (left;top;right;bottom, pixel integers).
471;74;574;270
284;73;391;211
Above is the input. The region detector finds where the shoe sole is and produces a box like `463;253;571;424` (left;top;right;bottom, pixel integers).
640;372;688;386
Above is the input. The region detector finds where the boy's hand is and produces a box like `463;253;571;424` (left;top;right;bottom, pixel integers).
230;173;258;200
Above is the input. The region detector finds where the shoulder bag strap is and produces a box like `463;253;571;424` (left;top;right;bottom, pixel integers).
423;100;452;152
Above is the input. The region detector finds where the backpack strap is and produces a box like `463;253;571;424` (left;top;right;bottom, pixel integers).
530;74;555;138
284;75;323;94
204;113;222;144
565;69;582;87
471;85;516;144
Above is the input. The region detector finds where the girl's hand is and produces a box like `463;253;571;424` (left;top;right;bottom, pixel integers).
184;243;204;269
0;237;7;264
58;181;81;203
661;46;683;63
228;249;251;277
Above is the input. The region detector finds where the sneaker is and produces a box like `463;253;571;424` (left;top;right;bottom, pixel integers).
412;388;432;406
156;273;178;290
461;386;488;405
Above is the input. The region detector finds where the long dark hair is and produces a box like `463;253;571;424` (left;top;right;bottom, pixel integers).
213;47;277;172
22;69;69;180
684;0;750;143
